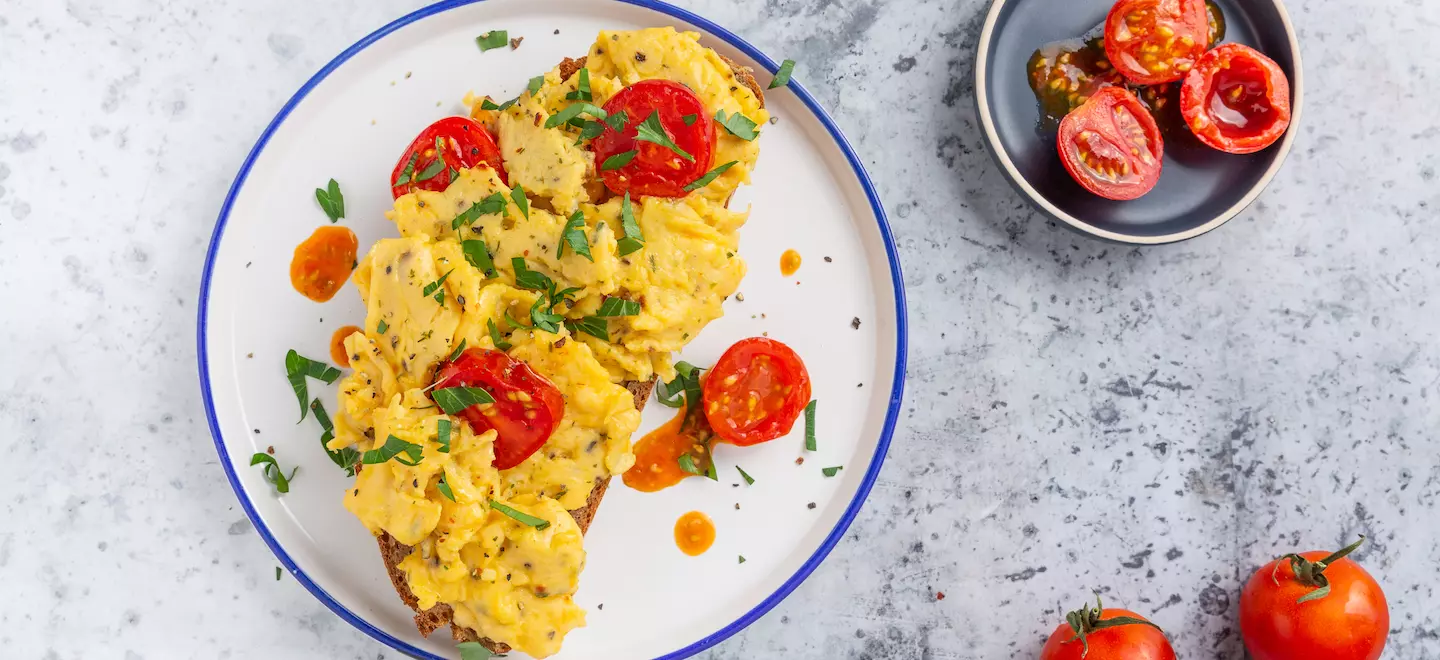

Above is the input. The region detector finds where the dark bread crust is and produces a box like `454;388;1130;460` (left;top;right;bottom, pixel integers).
376;378;656;654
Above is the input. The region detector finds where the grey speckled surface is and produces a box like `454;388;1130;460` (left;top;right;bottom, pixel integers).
2;0;1437;658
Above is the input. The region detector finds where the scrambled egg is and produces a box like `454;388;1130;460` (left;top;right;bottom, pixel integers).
331;27;764;657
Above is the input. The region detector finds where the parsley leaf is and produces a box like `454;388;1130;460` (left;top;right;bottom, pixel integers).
596;297;640;317
655;361;703;410
530;296;564;333
804;399;818;451
422;269;453;299
605;110;629;132
564;316;608;341
822;466;844;477
511;257;553;292
311;398;358;476
770;58;796;89
361;434;424;466
487;318;513;350
285;350;340;422
558;211;593;261
462;239;497;278
634;111;693;161
678;454;704;477
480;98;502;111
683;161;739;192
448;338;467;363
314;178;345;222
250;453;297;494
415;158;446;183
617;193;644;256
457;641;494;660
526;75;545;97
601;149;638;171
490;499;551;529
737;466;755;485
436;418;452;454
475;30;509;52
432;386;495;414
452;193;508;230
682;113;698;126
565;68;592;101
437;474;457;502
377;319;389;335
715;109;760;141
510;184;529;220
545;102;607;129
394;151;420;186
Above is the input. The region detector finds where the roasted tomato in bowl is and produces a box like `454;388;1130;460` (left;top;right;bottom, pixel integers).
1181;43;1293;154
1104;0;1209;85
1057;86;1164;201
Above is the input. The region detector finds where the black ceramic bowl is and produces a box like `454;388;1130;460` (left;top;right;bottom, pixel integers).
976;0;1304;244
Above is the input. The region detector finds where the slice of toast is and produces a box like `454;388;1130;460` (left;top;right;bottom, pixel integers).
377;379;655;654
374;51;766;655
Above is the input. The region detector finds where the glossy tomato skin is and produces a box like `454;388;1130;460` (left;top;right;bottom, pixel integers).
1104;0;1209;85
1039;609;1176;660
1057;86;1164;201
433;348;564;470
591;79;714;198
702;337;811;447
391;116;507;198
1239;551;1389;660
1180;43;1293;154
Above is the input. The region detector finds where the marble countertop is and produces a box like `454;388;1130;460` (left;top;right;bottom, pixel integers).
3;0;1438;657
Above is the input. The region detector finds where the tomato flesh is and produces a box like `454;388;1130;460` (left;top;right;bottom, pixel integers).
432;348;564;470
1058;86;1164;200
591;79;714;198
1240;551;1389;660
701;338;811;447
391;116;507;198
1039;609;1176;660
1104;0;1208;85
1181;44;1293;154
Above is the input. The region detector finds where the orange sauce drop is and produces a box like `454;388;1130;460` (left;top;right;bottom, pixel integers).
623;406;695;493
290;225;358;302
329;325;362;367
779;249;802;276
674;511;715;556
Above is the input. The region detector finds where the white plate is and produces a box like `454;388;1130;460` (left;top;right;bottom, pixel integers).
197;1;906;657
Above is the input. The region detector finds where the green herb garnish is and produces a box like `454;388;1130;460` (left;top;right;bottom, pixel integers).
605;110;629;132
487;318;512;350
678;454;704;477
682;113;698;126
394;151;420;186
314;178;345;222
475;30;509;52
462;239;497;278
544;102;607;129
437;474;457;502
564;316;609;341
558;211;593;262
377;319;389;334
510;184;529;220
530;296;564;333
565;68;592;101
738;555;747;564
489;499;551;529
311;398;359;476
361;434;424;466
526;75;545;97
821;466;843;477
250;453;297;494
770;59;796;89
480;98;502;111
511;257;553;291
437;418;452;454
432;386;495;414
617;192;644;256
457;641;494;660
804;399;817;451
715;109;759;141
422;269;453;302
448;339;467;363
737;466;755;485
601;149;638;171
285;350;341;422
452;193;508;230
683;161;739;192
634;110;693;161
596;297;640;317
415;159;446;184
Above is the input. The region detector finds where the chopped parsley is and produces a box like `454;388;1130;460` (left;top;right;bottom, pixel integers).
422;269;453;307
605;110;628;132
376;319;389;335
432;386;495;414
526;74;545;97
715;109;760;141
596;297;640;317
361;434;424;466
544;102;607;129
804;400;817;451
452;193;508;230
457;641;494;660
490;499;551;529
737;466;755;485
250;453;297;494
601;149;638;171
436;418;452;454
487;318;512;350
770;58;796;89
437;474;457;502
564;316;609;341
511;257;553;291
634;110;693;161
414;158;446;183
448;339;467;363
738;555;747;564
558;210;593;261
510;183;529;220
530;295;564;333
565;67;592;101
682;113;698;126
821;466;843;477
314;178;345;222
655;360;702;409
616;193;644;256
683;161;738;192
475;30;509;52
311;398;358;476
462;239;497;278
393;151;420;186
285;350;341;422
678;454;704;477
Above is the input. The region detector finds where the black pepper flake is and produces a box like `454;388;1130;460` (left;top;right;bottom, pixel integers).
457;295;466;306
734;502;741;510
597;603;603;610
386;265;393;275
412;479;419;488
807;502;817;510
824;256;833;263
506;573;512;581
417;200;426;208
353;489;359;496
253;428;260;434
851;317;861;329
553;29;560;35
635;52;646;62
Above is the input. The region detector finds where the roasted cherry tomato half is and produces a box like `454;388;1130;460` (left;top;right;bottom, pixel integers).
1239;538;1389;660
1180;43;1293;154
591;79;714;198
433;348;565;470
1040;600;1176;660
391;116;507;198
1103;0;1209;85
701;337;811;447
1057;86;1164;201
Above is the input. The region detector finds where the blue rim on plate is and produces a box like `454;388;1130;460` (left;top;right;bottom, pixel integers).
195;1;908;658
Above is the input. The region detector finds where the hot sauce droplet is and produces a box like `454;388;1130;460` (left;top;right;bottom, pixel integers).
779;249;801;277
290;225;358;302
674;511;715;556
330;325;362;367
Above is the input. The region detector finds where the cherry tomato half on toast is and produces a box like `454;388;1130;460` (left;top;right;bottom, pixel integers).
433;348;564;470
1180;43;1293;154
701;337;811;447
1104;0;1209;85
1239;537;1389;660
1058;86;1164;200
591;79;714;198
391;116;507;198
1040;599;1175;660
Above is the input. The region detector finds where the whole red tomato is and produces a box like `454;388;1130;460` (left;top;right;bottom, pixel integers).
1240;536;1389;660
1039;597;1175;660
